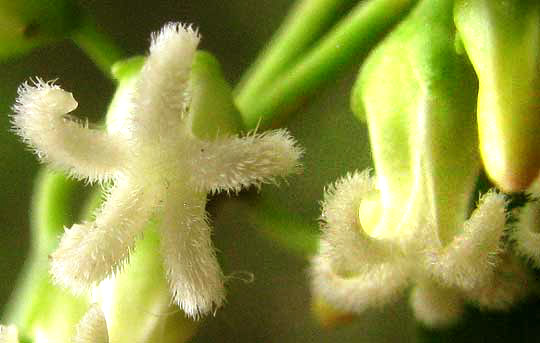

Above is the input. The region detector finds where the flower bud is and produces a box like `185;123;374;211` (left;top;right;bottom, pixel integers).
97;226;198;343
352;0;479;243
188;51;244;138
455;0;540;192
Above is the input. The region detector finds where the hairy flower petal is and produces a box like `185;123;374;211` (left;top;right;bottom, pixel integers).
51;179;154;292
425;191;507;290
73;305;109;343
11;79;124;183
14;22;301;320
192;129;302;194
320;170;399;271
159;189;225;318
131;23;200;141
311;254;409;314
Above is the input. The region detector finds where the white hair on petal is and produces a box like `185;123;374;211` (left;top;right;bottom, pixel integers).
0;325;19;343
410;281;465;328
319;170;399;272
159;190;225;319
150;22;200;53
193;129;303;195
425;190;507;290
464;254;533;310
51;179;153;293
310;253;409;314
131;22;201;141
11;22;303;320
73;304;109;343
511;190;540;268
11;78;124;183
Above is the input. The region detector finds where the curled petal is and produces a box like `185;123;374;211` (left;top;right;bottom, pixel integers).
425;191;507;290
159;190;224;319
410;281;465;328
11;79;124;182
310;253;409;314
73;305;109;343
51;179;153;293
0;325;18;343
192;129;302;194
320;170;398;272
131;22;200;139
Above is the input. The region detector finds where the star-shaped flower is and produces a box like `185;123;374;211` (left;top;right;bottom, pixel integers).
12;23;302;318
311;171;533;327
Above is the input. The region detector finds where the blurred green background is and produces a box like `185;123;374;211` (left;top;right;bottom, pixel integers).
1;1;540;342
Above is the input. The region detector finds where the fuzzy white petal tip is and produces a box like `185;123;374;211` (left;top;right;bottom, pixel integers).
0;325;19;343
50;223;128;293
73;305;109;343
11;79;77;154
426;190;507;290
194;129;303;195
12;78;123;183
160;196;225;319
150;22;200;54
51;181;151;294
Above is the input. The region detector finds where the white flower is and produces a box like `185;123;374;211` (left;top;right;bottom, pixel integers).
311;170;533;327
12;22;302;319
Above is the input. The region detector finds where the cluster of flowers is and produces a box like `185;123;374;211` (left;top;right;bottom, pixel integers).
311;0;540;328
4;0;540;341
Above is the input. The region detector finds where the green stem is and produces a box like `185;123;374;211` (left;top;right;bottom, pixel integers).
235;0;356;108
3;169;81;328
70;15;125;79
31;170;79;255
236;0;418;129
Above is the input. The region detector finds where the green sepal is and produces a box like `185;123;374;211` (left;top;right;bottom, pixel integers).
107;52;243;138
2;170;89;342
189;51;244;138
455;0;540;192
352;0;479;243
101;223;199;343
106;56;146;127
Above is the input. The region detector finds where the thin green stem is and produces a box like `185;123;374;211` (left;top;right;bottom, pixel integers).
235;0;356;108
2;169;82;328
70;15;125;80
30;169;79;257
236;0;418;130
